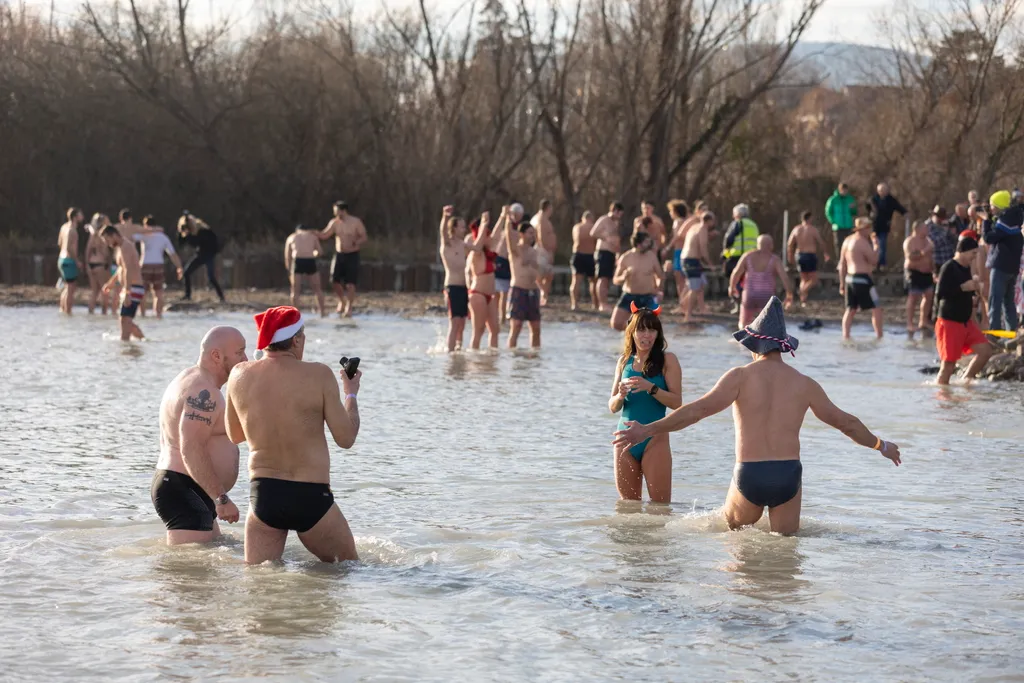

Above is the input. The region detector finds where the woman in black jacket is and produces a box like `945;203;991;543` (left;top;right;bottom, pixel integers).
177;213;226;302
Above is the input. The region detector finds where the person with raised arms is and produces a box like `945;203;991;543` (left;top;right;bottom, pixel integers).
505;206;542;348
226;306;362;564
467;211;503;349
439;205;471;352
608;304;682;503
152;326;248;544
614;297;901;534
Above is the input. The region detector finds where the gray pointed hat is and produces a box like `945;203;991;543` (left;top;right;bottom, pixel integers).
733;296;799;355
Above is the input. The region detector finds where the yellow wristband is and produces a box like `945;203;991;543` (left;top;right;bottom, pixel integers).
873;437;882;451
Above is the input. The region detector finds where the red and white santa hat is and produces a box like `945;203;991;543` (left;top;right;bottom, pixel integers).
254;306;304;350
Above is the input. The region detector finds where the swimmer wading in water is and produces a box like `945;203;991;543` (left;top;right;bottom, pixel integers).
614;297;901;535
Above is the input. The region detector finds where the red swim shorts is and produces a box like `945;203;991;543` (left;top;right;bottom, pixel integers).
935;318;986;363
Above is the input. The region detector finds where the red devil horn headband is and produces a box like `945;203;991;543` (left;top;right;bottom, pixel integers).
629;302;662;316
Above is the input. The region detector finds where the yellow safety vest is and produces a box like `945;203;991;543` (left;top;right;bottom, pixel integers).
723;218;759;258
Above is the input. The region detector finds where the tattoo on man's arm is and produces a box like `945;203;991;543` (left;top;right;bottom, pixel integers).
184;411;212;425
186;390;217;412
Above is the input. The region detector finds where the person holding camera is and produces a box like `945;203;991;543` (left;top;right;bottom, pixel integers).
225;306;362;564
177;212;225;303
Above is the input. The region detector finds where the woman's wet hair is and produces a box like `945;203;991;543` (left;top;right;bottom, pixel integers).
620;307;666;378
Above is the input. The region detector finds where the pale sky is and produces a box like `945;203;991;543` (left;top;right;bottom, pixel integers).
24;0;896;47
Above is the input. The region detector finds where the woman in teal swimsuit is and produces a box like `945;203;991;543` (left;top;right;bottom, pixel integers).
608;303;682;503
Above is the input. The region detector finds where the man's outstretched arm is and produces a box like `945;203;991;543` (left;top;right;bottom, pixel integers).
808;379;901;465
613;368;742;447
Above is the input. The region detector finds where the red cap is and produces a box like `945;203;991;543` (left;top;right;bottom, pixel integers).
254;306;304;350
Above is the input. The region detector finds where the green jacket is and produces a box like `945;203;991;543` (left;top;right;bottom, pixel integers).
824;190;857;231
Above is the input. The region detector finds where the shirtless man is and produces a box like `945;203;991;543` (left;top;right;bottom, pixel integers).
57;207;84;315
116;208;155;241
531;199;557;306
100;225;146;341
680;211;716;323
467;212;502;349
284;224;325;317
570;211;598;311
226;306;362;564
902;221;935;340
633;201;668;258
786;211;831;305
614;296;901;535
611;231;664;331
137;216;184;319
319;201;368;317
439;205;472;352
505;206;542;348
838;217;883;340
495;203;523;323
152;326;248;544
591;202;625;312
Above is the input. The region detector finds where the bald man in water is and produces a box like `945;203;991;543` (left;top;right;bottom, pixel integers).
152;327;249;544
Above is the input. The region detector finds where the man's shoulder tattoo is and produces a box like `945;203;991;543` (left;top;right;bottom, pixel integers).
186;389;217;412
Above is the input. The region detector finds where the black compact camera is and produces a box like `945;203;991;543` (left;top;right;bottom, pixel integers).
339;356;360;379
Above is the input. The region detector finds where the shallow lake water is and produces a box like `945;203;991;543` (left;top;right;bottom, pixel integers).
1;306;1022;681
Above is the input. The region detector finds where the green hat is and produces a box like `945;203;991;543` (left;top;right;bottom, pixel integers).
990;190;1011;211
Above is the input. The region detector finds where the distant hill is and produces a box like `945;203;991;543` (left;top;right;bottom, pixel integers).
788;42;911;87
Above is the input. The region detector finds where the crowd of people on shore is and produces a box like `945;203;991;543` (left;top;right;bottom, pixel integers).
56;207;226;339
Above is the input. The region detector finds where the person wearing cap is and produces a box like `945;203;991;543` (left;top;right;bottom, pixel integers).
868;183;906;269
495;202;523;322
226;306;362;564
934;231;995;384
825;182;857;262
902;221;935;340
319;201;367;317
927;206;956;273
504;205;543;348
152;326;248;544
284;223;325;317
591;202;625;312
611;231;664;331
982;190;1024;331
614;296;902;534
838;217;883;340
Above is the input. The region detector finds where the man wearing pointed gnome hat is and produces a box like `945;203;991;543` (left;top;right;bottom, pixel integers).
225;306;363;563
614;297;902;535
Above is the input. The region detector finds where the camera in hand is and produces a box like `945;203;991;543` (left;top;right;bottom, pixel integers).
339;356;360;379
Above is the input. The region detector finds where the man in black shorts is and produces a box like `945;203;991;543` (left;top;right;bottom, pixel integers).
838;217;884;339
152;326;248;544
285;223;326;316
319;201;367;317
591;202;625;312
570;211;598;310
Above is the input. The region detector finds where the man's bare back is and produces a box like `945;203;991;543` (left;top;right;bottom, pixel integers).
790;223;822;255
843;233;878;274
533;212;557;254
573;219;597;254
58;222;78;260
288;231;321;259
681;222;709;262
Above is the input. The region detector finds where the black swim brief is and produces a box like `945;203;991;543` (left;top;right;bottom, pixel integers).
797;252;818;273
151;469;215;531
446;284;469;318
617;292;657;311
904;269;934;295
331;251;360;286
844;274;878;311
596;249;616;279
734;460;802;509
571;252;595;277
292;257;318;276
250;477;335;533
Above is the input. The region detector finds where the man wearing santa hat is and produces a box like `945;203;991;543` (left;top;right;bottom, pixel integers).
152;326;248;544
226;306;362;564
